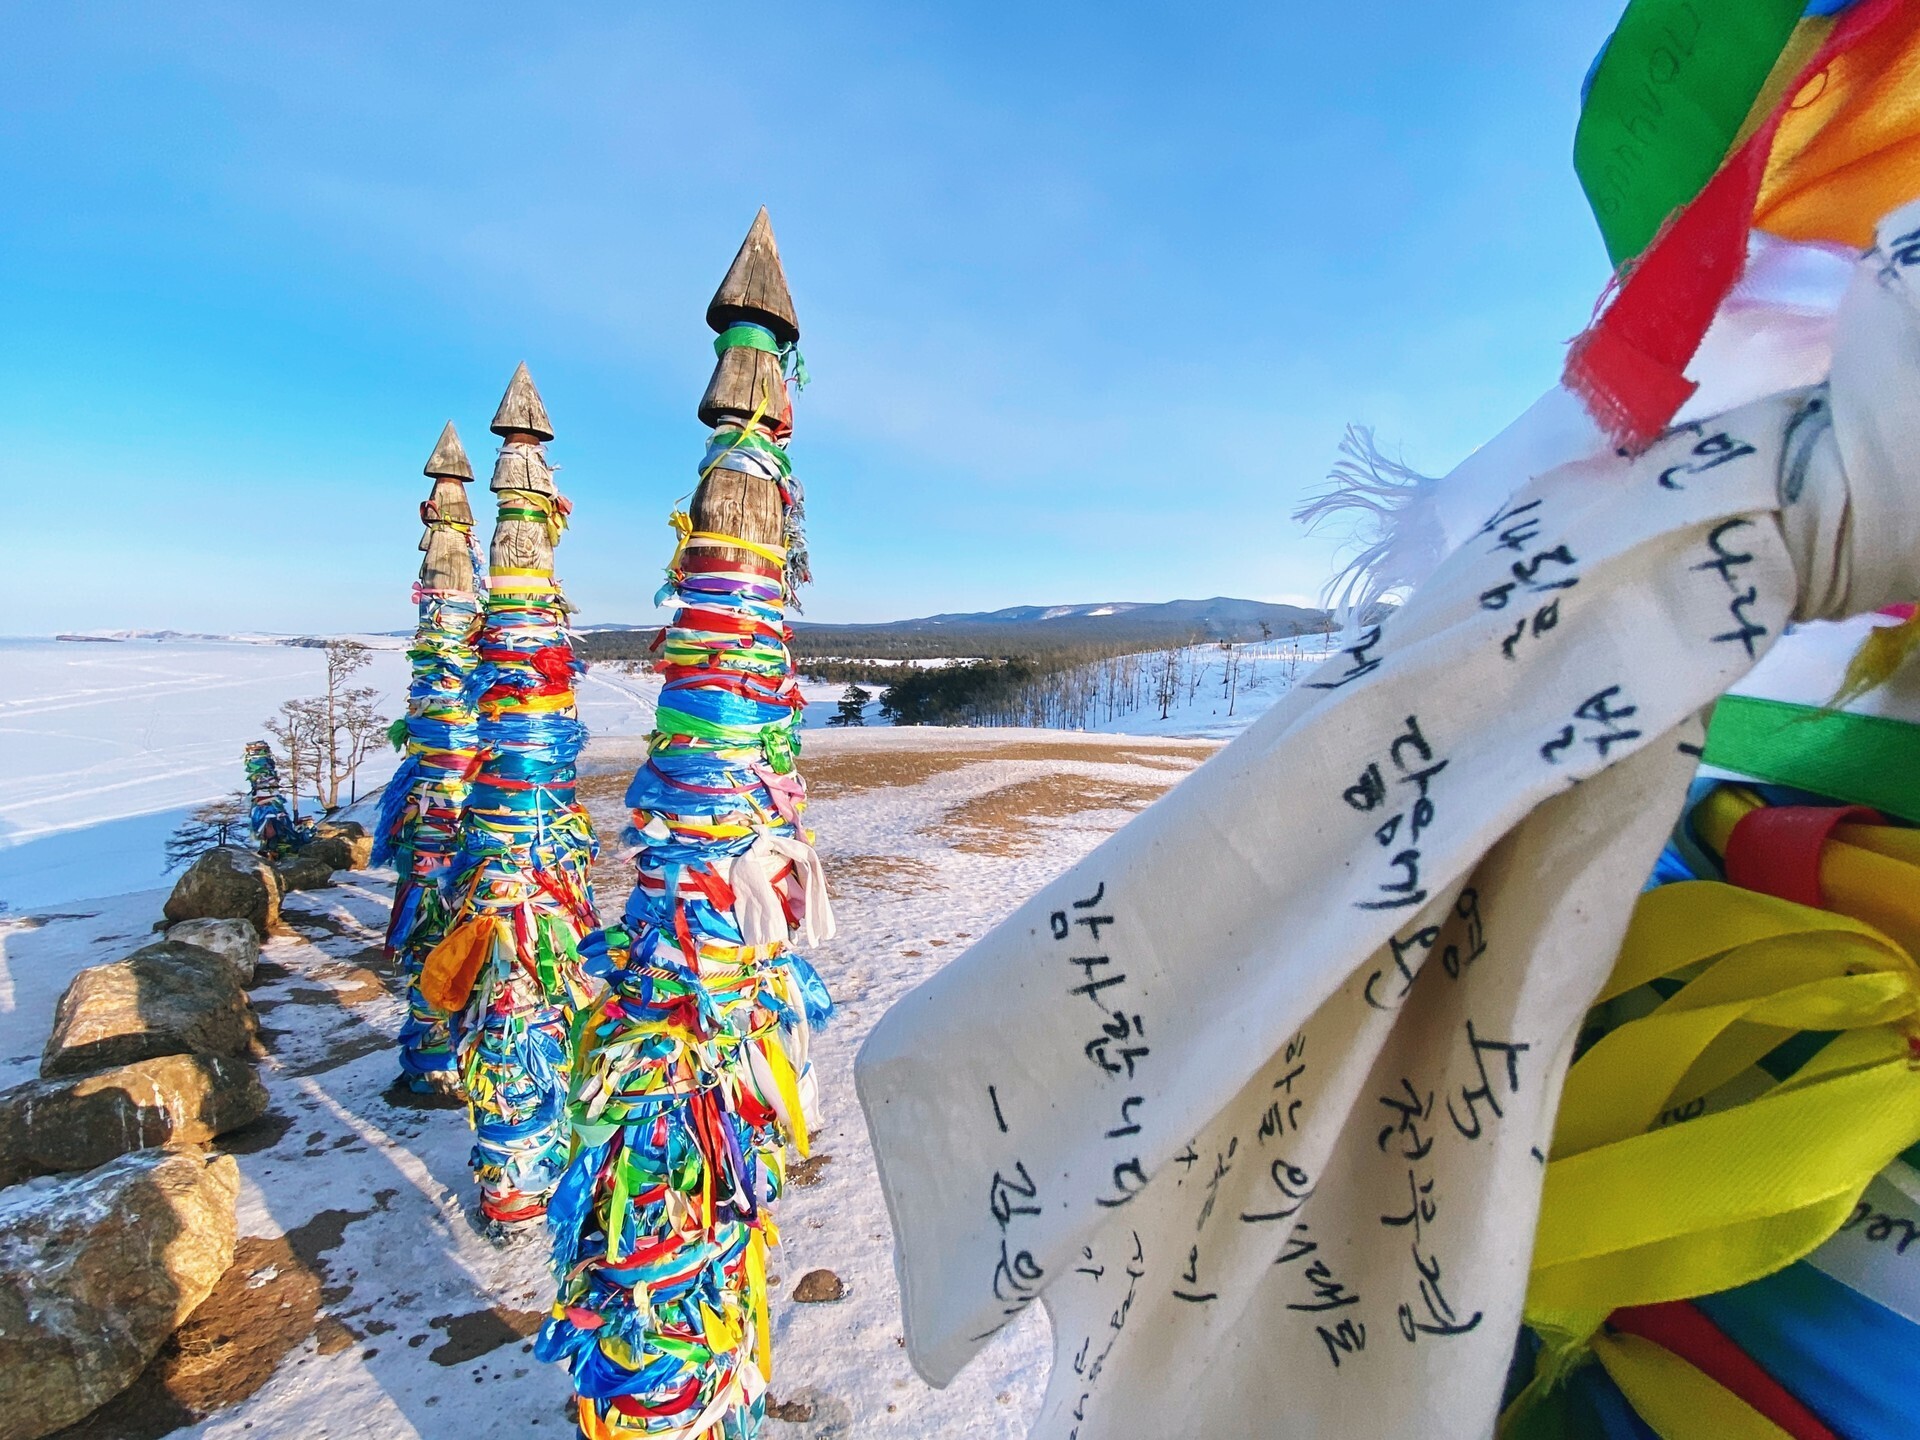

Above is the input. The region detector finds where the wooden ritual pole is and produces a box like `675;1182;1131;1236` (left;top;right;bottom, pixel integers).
537;210;836;1438
421;365;601;1229
375;422;484;1093
243;739;301;856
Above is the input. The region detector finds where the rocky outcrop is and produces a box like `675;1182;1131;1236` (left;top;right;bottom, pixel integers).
0;1148;238;1440
162;919;260;986
300;820;372;872
0;1055;267;1186
274;854;335;892
163;847;283;937
42;943;256;1079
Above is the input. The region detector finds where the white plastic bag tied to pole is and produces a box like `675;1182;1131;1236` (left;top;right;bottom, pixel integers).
856;201;1920;1439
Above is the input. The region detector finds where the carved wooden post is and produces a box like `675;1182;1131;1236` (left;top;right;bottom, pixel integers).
421;365;600;1228
375;422;485;1092
537;210;835;1435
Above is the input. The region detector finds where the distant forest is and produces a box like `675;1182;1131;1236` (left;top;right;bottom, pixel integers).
578;609;1343;671
578;609;1350;730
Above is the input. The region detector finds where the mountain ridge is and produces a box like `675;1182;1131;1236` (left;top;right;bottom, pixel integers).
580;596;1358;664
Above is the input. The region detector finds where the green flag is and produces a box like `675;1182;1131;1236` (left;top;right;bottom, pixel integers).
1576;0;1805;266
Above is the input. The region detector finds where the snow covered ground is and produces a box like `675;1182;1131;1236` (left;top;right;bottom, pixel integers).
0;725;1220;1439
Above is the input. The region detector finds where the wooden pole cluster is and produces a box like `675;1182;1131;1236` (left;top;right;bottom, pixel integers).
537;210;835;1438
242;739;301;857
420;364;600;1228
376;421;485;1092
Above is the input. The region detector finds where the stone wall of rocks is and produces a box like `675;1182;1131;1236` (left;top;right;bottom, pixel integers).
0;823;371;1440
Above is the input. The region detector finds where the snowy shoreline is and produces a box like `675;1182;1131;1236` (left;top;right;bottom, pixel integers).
0;726;1223;1437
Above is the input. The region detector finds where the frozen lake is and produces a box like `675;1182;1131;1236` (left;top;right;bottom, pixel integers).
0;636;661;909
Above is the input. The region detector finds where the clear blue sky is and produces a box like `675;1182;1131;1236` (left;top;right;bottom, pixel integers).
2;2;1627;634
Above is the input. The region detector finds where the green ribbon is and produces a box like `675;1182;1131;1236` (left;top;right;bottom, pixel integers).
715;324;781;358
714;324;809;390
1702;694;1920;823
1575;0;1804;266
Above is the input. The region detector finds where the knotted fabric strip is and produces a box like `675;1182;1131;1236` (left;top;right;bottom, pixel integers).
855;198;1920;1439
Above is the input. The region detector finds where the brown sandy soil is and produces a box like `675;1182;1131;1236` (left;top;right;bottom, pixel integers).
934;776;1173;855
801;737;1213;799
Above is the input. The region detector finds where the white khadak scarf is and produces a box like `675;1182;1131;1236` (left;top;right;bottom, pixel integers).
855;199;1920;1439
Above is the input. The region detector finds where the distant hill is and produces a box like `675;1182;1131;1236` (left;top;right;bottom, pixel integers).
792;597;1338;656
580;596;1355;665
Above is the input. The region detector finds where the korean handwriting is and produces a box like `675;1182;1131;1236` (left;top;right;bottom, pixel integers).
1439;889;1485;980
1241;1155;1315;1225
1173;1243;1218;1304
1259;1033;1308;1141
1657;425;1757;491
983;1086;1046;1327
1276;1222;1368;1368
1839;1198;1920;1256
1692;518;1767;659
1446;1021;1531;1141
1477;498;1542;553
1066;1231;1147;1440
1481;541;1580;662
1308;624;1385;691
1377;1075;1482;1344
1052;880;1156;1212
1540;686;1642;764
1345;714;1449;912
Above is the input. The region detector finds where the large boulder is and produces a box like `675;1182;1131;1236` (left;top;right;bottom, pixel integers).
0;1149;238;1440
0;1055;267;1186
274;854;335;892
163;847;282;937
42;943;256;1079
162;919;260;986
300;820;372;872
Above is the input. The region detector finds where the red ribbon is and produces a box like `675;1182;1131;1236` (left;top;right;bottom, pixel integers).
1563;0;1901;447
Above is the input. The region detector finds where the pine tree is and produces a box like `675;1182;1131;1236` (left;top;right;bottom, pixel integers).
165;791;251;869
827;683;872;726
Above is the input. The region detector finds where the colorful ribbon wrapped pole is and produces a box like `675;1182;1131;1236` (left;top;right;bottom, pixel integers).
243;739;303;857
537;208;836;1440
423;364;602;1229
375;421;485;1093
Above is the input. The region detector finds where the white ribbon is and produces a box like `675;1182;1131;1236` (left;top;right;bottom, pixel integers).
856;200;1920;1439
725;830;838;949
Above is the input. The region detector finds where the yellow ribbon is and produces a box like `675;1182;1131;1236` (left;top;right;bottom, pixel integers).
683;530;788;566
1591;1333;1795;1440
759;1034;811;1159
1506;861;1920;1435
746;1226;773;1382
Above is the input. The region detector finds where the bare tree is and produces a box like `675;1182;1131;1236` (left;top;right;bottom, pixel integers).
1154;648;1181;721
1281;622;1307;685
265;697;324;820
1219;641;1243;716
264;644;389;814
318;641;373;807
339;685;391;803
165;791;250;869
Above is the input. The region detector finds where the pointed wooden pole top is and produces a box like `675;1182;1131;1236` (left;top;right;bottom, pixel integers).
707;207;799;345
423;421;474;482
490;362;555;441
